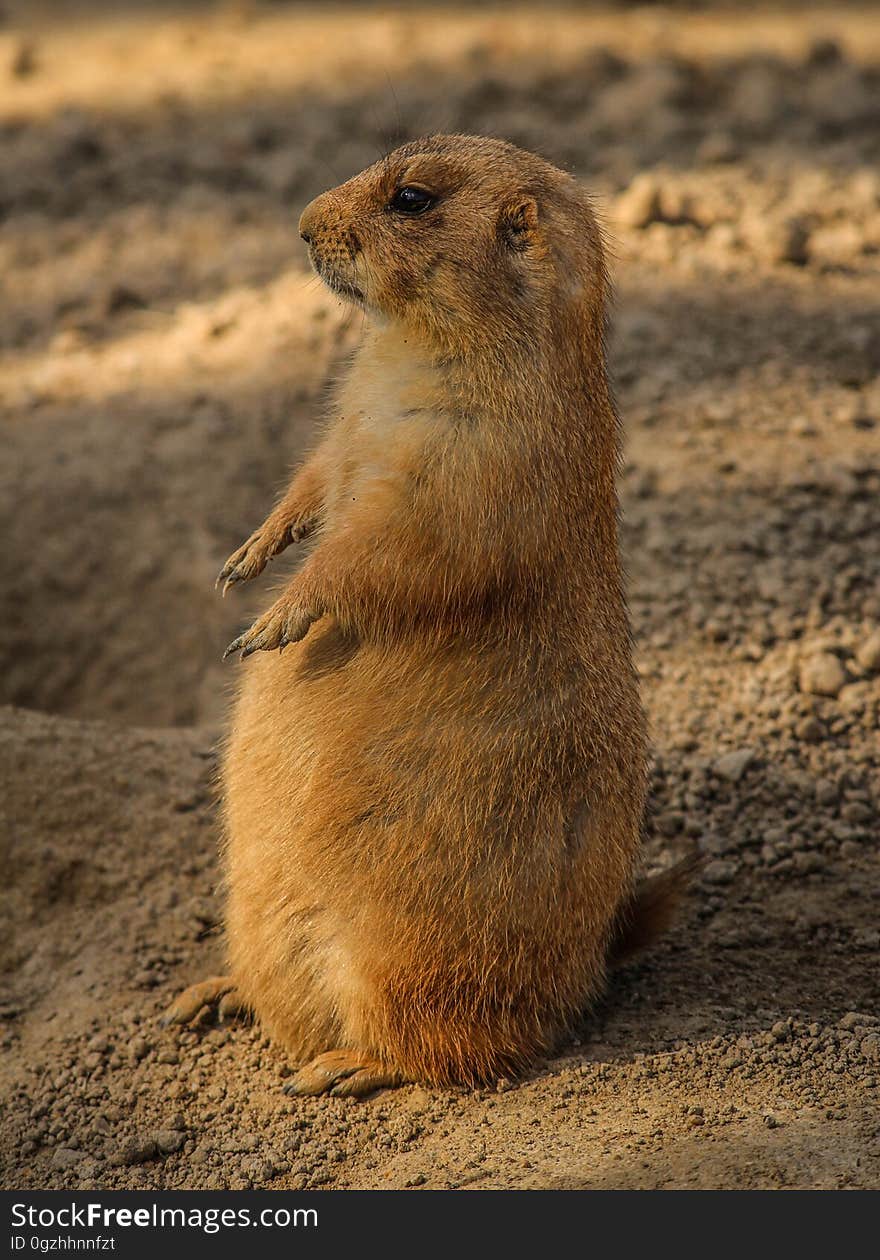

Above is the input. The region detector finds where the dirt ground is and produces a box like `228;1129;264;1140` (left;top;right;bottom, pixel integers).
1;1;879;1191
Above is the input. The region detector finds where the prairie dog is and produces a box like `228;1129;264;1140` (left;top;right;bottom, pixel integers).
167;135;658;1096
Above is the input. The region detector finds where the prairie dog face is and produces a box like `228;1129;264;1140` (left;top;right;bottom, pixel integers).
298;134;606;350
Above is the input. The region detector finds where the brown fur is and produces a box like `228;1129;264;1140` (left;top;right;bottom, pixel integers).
171;136;669;1092
609;851;704;964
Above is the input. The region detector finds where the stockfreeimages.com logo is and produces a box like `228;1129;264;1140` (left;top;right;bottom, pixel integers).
11;1202;317;1238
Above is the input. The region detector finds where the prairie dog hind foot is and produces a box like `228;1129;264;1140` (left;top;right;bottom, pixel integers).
283;1050;405;1099
160;975;249;1028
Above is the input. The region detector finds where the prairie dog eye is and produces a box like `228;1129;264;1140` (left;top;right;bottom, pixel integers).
388;186;436;216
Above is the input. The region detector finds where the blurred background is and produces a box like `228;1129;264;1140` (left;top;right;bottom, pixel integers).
1;0;878;729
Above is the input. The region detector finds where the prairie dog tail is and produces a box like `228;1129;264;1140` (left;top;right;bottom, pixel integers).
609;850;704;964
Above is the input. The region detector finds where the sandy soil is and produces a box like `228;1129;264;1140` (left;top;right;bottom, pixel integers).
1;2;878;1190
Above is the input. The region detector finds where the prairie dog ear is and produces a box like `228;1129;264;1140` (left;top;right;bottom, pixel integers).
498;196;539;250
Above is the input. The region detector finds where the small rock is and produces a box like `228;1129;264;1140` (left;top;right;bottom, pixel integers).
799;653;846;697
116;1137;158;1166
762;827;788;846
751;216;810;266
249;1159;277;1184
221;1135;259;1154
793;852;825;875
839;1012;876;1030
658;186;694;224
795;717;824;743
128;1036;150;1062
713;748;755;782
52;1147;86;1170
841;801;872;825
814;778;838;805
838;684;868;713
615;174;662;229
703;859;737;886
860;1035;880;1062
855;631;880;673
154;1129;185;1155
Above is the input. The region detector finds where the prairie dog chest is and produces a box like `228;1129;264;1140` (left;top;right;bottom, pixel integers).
324;340;453;519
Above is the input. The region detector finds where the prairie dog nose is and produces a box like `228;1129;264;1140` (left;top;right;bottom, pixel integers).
298;195;324;244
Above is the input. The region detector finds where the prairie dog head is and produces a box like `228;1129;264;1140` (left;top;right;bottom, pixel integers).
298;134;608;354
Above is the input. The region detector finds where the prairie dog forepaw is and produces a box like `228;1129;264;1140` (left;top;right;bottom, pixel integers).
223;594;319;661
283;1050;403;1098
216;519;313;595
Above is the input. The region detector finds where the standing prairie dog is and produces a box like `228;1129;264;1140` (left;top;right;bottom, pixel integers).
165;135;681;1096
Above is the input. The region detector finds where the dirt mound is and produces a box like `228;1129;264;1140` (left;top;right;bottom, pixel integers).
1;703;877;1189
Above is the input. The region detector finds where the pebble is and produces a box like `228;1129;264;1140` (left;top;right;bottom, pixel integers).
814;778;838;805
839;1012;877;1030
750;216;811;266
221;1135;259;1154
115;1137;158;1166
792;852;825;876
713;748;755;782
860;1035;880;1062
841;801;872;824
855;631;880;672
614;174;662;229
52;1147;86;1169
799;653;847;698
703;859;737;886
154;1129;185;1155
